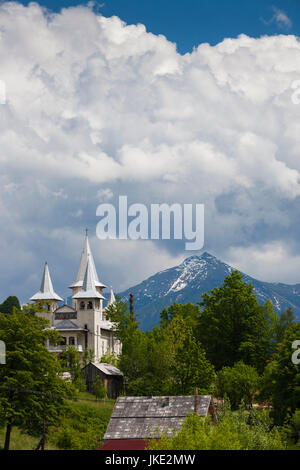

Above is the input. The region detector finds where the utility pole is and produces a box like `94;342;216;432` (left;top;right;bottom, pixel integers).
194;387;198;414
129;292;134;320
36;419;46;450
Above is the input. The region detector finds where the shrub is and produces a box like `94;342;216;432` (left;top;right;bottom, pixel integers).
216;361;260;409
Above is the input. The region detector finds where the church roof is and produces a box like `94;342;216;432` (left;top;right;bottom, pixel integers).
69;231;107;289
73;256;105;299
106;287;116;308
30;262;63;302
55;320;85;331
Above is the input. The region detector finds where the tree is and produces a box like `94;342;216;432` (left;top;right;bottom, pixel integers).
100;352;118;367
198;270;271;372
0;306;72;450
0;296;21;315
60;346;86;392
165;316;215;395
259;322;300;424
82;349;95;367
160;303;200;331
92;376;107;400
216;361;260;409
275;307;295;344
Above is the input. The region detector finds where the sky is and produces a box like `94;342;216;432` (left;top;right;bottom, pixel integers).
1;1;300;304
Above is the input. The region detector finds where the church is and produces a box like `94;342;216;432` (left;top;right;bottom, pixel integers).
29;230;121;361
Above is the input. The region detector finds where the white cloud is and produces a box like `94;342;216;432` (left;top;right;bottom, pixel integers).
226;242;300;284
1;3;300;302
261;6;292;30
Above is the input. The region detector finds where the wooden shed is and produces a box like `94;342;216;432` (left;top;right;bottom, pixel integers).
82;362;123;399
100;394;214;450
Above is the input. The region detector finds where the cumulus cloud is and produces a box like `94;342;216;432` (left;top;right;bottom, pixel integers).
0;2;300;302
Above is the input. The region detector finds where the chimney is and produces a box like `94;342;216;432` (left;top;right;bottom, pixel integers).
194;387;198;414
162;397;170;407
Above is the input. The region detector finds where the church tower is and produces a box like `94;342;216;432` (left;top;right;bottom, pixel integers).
30;261;63;325
30;261;63;310
69;229;107;305
30;230;121;360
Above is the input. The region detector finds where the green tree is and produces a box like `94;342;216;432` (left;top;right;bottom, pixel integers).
0;296;21;315
160;303;200;331
275;307;295;344
100;352;118;367
92;376;107;400
166;316;215;395
0;307;71;450
216;361;260;409
259;322;300;424
60;346;86;391
82;349;95;367
198;270;271;372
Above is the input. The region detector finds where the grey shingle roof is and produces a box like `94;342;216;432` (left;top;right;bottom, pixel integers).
55;320;85;330
86;362;123;376
104;395;211;440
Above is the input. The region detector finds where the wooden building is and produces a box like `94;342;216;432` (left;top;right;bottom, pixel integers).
100;394;214;450
82;362;123;399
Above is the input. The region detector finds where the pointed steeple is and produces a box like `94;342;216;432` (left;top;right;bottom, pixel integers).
107;287;116;307
73;256;105;299
30;262;63;301
69;230;106;289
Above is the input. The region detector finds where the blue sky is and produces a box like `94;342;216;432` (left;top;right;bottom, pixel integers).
8;0;300;53
1;1;300;303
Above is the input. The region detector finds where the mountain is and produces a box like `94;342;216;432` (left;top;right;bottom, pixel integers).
118;252;300;330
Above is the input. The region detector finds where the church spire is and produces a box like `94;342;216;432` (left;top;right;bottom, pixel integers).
30;262;63;301
73;256;105;299
69;229;106;289
107;287;116;307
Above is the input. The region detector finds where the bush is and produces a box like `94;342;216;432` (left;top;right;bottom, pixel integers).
216;361;260;409
147;406;286;451
92;376;107;399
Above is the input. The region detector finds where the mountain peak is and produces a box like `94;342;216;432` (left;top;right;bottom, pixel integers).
119;252;300;330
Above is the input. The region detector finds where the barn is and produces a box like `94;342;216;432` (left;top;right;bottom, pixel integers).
100;394;214;450
82;362;123;399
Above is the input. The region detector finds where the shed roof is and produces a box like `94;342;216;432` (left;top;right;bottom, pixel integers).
84;362;123;377
104;395;211;440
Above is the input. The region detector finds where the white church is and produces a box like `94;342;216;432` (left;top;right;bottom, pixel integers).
29;230;121;361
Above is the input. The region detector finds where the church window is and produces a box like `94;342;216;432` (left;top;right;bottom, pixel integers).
80;301;85;310
87;301;93;309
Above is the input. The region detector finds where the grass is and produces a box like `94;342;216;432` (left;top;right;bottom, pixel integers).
0;391;115;450
0;426;58;450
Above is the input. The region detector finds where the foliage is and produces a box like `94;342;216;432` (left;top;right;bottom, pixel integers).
147;406;286;451
0;296;21;315
92;376;107;400
60;346;86;391
165;316;215;395
216;361;260;409
0;305;73;449
100;351;118;367
160;303;200;331
198;270;272;373
259;322;300;424
82;349;95;367
108;305;215;396
50;401;112;450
